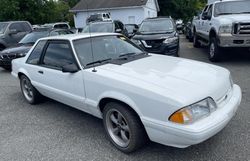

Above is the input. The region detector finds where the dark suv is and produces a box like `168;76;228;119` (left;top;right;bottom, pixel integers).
0;21;33;51
132;17;179;56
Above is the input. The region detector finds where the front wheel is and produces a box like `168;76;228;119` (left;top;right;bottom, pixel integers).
20;75;43;104
209;37;222;62
103;102;148;153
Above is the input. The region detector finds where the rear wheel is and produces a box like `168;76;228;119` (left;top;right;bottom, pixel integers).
20;75;43;104
209;37;222;62
103;102;148;153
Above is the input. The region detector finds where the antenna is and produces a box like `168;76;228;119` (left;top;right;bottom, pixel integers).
83;0;97;72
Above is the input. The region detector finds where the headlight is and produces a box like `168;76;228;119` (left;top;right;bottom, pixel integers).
16;53;26;57
219;25;232;35
131;39;142;45
163;37;178;44
169;98;217;124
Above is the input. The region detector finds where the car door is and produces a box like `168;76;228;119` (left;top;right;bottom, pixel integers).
26;40;88;111
198;5;209;36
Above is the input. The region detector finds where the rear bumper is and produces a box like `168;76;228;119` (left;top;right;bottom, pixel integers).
142;84;242;148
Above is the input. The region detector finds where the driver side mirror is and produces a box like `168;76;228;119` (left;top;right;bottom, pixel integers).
62;64;79;73
115;29;122;33
9;29;18;35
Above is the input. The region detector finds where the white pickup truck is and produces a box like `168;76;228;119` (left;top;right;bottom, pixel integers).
192;0;250;62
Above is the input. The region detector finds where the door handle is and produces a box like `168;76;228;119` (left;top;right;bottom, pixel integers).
38;71;44;74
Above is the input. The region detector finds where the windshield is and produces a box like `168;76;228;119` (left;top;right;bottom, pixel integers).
0;22;9;34
82;22;114;33
139;19;174;33
125;25;136;34
214;1;250;16
73;35;143;67
19;31;48;44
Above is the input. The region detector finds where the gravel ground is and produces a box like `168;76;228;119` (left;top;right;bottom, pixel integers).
0;36;249;161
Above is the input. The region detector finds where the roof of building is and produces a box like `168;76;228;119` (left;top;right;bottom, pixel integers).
70;0;159;12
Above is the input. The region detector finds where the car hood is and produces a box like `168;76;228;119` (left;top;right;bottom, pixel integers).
0;45;32;55
218;14;250;24
98;54;231;106
133;32;176;40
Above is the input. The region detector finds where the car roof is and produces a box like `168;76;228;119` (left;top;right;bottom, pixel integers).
144;17;172;21
39;33;120;41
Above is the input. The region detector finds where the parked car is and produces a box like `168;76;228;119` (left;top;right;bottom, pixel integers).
0;21;33;51
176;19;184;34
86;13;112;24
0;28;73;70
82;20;129;37
184;21;193;42
192;0;250;62
11;33;241;153
132;17;179;56
125;24;139;38
41;22;70;30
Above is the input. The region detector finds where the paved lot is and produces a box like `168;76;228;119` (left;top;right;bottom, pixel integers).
0;36;250;161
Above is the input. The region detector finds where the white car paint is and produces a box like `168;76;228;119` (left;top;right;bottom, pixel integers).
11;33;242;148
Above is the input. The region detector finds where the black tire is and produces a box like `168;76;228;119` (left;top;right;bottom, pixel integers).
103;102;148;153
193;32;201;48
20;75;43;104
209;37;222;62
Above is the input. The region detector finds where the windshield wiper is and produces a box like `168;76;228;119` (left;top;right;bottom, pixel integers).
119;52;137;58
238;12;250;14
86;58;112;66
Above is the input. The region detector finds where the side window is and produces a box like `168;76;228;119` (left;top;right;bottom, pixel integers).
21;23;32;32
42;42;75;69
202;5;209;16
26;40;46;65
9;23;23;32
207;5;213;17
115;22;120;30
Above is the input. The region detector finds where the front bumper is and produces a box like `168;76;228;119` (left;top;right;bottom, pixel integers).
0;58;12;67
142;84;242;148
219;34;250;47
139;42;179;56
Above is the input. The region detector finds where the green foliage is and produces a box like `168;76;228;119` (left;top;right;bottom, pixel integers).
158;0;207;22
0;0;80;25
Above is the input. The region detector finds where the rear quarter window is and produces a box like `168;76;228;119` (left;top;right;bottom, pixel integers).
26;40;46;65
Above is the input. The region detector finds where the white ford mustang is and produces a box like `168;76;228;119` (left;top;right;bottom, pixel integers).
11;33;242;153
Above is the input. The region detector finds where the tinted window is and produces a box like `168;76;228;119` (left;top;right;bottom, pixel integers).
9;23;24;32
19;31;48;44
21;22;32;32
139;19;174;33
54;24;69;29
26;40;46;65
42;42;75;69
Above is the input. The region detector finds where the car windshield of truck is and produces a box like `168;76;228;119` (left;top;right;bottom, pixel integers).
214;1;250;17
19;31;49;44
73;35;144;67
82;22;114;33
0;22;9;34
139;19;174;33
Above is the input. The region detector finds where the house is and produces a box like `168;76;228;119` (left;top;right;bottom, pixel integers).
70;0;160;28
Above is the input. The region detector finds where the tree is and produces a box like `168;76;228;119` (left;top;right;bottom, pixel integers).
158;0;206;22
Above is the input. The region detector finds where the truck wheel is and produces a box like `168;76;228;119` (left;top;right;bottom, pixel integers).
193;33;200;48
209;37;222;62
103;102;148;153
20;75;43;104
